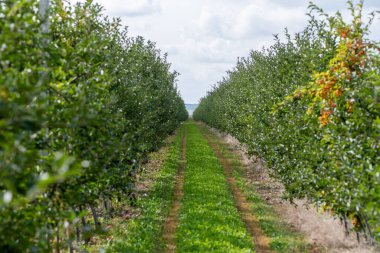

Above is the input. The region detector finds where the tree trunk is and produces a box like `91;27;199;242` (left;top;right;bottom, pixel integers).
103;196;109;219
56;226;60;253
90;204;101;228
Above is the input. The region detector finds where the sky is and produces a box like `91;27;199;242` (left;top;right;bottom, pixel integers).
69;0;380;104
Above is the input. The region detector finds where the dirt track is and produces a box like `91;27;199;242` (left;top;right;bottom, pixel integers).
162;128;187;253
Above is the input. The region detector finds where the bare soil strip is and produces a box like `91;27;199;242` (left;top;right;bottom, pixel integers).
162;128;187;253
201;126;272;253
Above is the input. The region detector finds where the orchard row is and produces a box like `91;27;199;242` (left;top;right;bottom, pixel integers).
194;1;379;243
0;0;187;251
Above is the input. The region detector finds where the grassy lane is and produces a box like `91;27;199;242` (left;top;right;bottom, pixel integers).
176;121;254;252
201;127;272;252
198;124;312;253
102;126;186;252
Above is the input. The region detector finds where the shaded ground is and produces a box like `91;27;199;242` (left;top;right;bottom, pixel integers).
81;127;186;252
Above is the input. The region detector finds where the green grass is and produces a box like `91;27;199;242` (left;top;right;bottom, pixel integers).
198;124;310;253
101;126;185;253
83;121;310;252
176;122;254;252
234;171;309;252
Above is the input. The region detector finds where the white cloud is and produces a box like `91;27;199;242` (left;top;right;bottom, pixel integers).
169;38;235;63
196;8;232;38
194;1;305;41
90;0;161;17
232;2;305;39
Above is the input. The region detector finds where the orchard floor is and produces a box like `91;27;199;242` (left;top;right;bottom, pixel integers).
83;121;375;253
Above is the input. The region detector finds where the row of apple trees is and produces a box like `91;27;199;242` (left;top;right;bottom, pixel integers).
194;1;379;243
0;0;188;251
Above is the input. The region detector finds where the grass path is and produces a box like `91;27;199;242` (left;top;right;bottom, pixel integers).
175;122;254;252
98;121;309;252
200;125;272;252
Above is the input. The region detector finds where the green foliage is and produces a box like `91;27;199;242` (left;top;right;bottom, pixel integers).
194;1;379;243
0;0;187;251
176;122;253;252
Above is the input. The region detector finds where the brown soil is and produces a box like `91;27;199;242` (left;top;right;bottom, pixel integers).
205;124;377;253
135;134;177;195
201;126;273;253
162;128;187;253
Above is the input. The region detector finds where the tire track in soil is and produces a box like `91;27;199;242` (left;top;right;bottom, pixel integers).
162;127;187;253
200;125;273;253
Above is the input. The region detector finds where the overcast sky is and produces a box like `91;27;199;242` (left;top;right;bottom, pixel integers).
70;0;380;103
